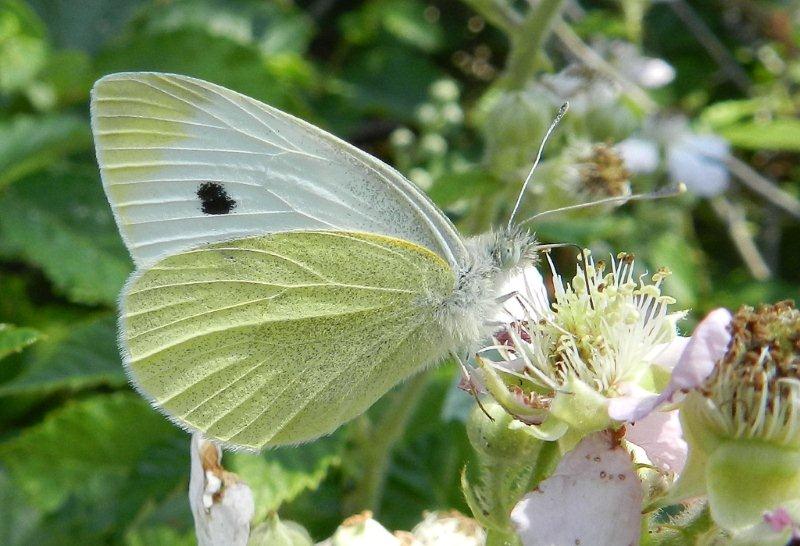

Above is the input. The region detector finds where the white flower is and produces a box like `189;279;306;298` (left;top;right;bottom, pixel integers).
539;65;620;114
668;133;731;197
607;41;676;89
615;137;659;174
478;253;685;440
618;116;732;197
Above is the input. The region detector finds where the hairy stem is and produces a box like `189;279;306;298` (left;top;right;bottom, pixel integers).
347;370;431;514
503;0;567;90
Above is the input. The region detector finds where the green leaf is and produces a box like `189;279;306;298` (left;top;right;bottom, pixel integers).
137;0;314;56
227;431;347;523
0;115;90;189
0;314;124;396
649;229;702;309
699;99;765;129
0;0;48;94
428;170;501;208
0;165;132;306
95;27;316;114
718;118;800;152
0;469;43;546
26;0;140;54
124;526;195;546
340;0;442;52
341;44;441;120
0;392;185;513
0;324;38;360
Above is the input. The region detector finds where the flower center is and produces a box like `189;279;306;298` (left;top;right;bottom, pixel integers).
703;301;800;445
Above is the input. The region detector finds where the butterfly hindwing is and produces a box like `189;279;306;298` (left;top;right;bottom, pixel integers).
91;72;466;269
121;231;454;449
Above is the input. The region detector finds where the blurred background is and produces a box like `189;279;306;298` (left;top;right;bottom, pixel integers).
0;0;798;543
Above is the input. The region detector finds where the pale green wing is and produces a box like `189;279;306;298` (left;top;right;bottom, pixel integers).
121;230;454;450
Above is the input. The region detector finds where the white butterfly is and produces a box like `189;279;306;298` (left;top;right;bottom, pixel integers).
91;72;543;450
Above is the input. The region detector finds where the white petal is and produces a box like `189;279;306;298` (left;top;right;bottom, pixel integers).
497;266;550;322
671;308;732;390
511;431;642;546
645;336;690;370
637;58;676;88
616;138;660;174
189;434;254;546
668;134;730;197
608;385;664;423
626;410;687;474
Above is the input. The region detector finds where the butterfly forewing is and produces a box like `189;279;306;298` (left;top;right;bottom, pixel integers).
121;231;453;449
91;72;467;269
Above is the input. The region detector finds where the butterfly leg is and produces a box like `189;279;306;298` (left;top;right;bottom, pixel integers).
451;351;494;421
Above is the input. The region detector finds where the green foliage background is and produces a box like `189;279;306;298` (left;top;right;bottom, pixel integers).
0;0;798;543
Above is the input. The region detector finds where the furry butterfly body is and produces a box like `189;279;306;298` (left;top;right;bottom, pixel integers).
91;72;536;449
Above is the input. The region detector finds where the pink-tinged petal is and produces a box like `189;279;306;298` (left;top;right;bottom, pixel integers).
608;382;664;423
626;410;687;474
645;336;690;371
764;507;794;533
608;393;664;423
671;308;732;390
511;431;643;546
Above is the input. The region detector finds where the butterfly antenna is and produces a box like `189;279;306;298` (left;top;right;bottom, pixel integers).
537;243;596;311
519;183;687;227
507;102;570;230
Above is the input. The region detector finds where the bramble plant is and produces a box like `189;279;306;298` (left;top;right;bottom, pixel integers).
1;1;799;545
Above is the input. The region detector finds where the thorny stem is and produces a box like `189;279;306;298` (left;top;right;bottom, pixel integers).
347;370;431;514
503;0;567;90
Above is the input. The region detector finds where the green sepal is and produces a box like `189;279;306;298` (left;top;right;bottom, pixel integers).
463;402;548;537
706;441;800;531
550;375;611;434
475;356;548;425
666;392;723;505
642;501;717;546
508;416;568;442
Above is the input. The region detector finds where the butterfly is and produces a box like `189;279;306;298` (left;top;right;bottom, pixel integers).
91;72;546;450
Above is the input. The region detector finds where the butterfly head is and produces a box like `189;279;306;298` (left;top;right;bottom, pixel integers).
489;226;539;272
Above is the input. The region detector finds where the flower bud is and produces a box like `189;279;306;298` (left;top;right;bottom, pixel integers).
319;511;399;546
411;511;485;545
466;400;545;462
429;79;460;103
479;90;552;182
248;513;313;546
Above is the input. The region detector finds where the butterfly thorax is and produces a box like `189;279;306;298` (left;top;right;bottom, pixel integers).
435;227;539;350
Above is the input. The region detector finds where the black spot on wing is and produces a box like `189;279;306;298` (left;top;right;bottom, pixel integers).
197;182;236;215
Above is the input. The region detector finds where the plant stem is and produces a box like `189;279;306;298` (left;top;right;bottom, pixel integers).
503;0;567;90
710;195;772;280
552;20;657;112
460;0;522;34
347;370;431;514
